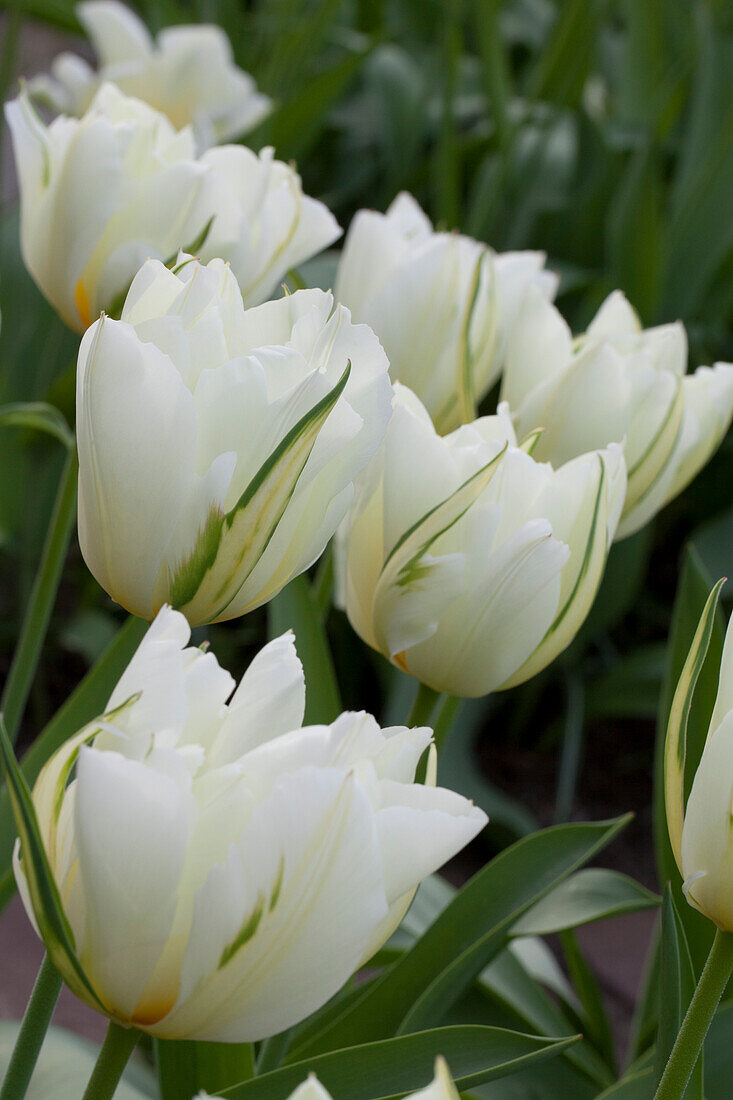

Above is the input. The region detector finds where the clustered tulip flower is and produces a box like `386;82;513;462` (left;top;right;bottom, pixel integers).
501;288;733;538
29;0;271;149
76;254;392;624
5;84;339;332
336;385;626;697
335;192;557;434
14;608;485;1039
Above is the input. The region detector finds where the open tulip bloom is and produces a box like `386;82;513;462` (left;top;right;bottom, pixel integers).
5;84;339;332
12;607;485;1039
76;255;393;624
336;386;626;697
29;0;272;149
334;192;558;434
501;287;733;539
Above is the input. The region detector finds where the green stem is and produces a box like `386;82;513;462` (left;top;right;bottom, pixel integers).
256;1029;292;1074
0;954;62;1100
406;682;441;729
82;1021;140;1100
431;694;461;753
653;928;733;1100
312;546;334;620
2;447;78;744
553;672;585;824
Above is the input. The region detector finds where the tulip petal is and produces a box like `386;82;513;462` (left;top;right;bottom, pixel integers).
77;1;153;65
175;363;351;624
74;747;193;1021
157;767;388;1041
208;632;306;765
77;316;198;618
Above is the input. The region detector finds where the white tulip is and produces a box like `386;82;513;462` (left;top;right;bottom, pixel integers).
666;608;733;932
501;288;733;538
334;192;557;433
76;255;392;625
195;1056;460;1099
336;386;626;697
5;85;340;332
195;144;341;307
5;84;208;332
14;608;486;1039
29;0;271;149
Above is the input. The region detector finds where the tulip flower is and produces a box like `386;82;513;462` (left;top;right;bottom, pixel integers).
196;1056;459;1099
334;192;557;433
501;288;733;539
29;0;271;149
666;586;733;931
76;255;392;625
12;608;485;1040
5;85;339;332
336;386;626;697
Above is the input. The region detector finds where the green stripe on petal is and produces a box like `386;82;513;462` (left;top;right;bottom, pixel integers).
174;362;352;624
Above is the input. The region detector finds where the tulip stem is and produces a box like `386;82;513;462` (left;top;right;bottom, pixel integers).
432;694;461;753
0;953;62;1100
407;682;441;729
653;928;733;1100
2;446;78;744
82;1021;140;1100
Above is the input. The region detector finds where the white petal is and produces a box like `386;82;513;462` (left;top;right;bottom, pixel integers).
74;747;192;1021
156;767;388;1041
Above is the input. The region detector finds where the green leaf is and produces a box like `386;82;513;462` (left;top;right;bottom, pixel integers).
653;546;725;974
268;574;341;724
0;716;103;1011
527;0;598;108
0;616;148;912
655;887;703;1098
0;0;79;32
221;1026;580;1099
0;403;73;449
560;930;616;1076
704;999;733;1098
594;1067;654;1099
511;870;659;937
176;362;351;624
292;816;630;1056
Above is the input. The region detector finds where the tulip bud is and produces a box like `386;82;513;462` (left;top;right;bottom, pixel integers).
76;255;393;625
666;585;733;931
5;85;339;332
195;1056;459;1099
334;192;557;434
336;386;626;697
29;0;271;149
501;288;733;539
12;608;485;1040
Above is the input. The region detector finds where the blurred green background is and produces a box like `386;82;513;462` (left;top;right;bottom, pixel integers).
1;0;733;856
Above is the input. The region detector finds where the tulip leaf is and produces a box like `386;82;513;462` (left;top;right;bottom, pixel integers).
663;576;724;876
0;615;148;912
175;362;351;624
594;1068;654;1099
0;402;73;449
222;1025;580;1099
510;869;659;937
0;716;105;1011
655;887;702;1098
291;815;630;1056
268;574;341;724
